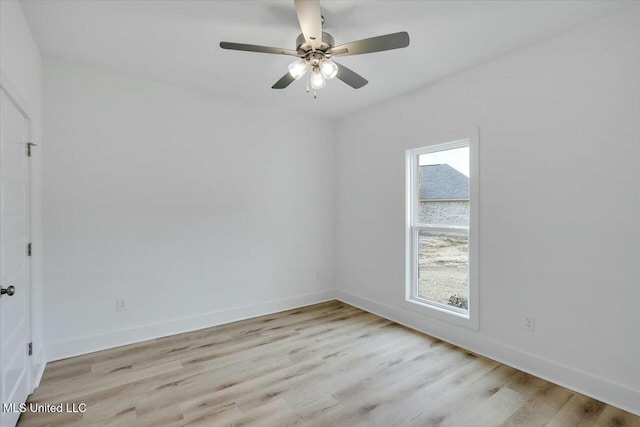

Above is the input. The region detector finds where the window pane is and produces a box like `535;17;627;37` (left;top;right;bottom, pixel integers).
417;230;468;310
417;147;469;226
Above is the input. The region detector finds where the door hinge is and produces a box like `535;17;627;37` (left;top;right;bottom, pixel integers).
27;243;32;256
27;142;37;157
28;342;33;356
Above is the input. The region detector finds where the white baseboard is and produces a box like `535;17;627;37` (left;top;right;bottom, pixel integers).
335;289;640;416
42;287;639;416
46;289;336;362
31;349;46;392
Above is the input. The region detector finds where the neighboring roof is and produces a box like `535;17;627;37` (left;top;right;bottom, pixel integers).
419;164;469;200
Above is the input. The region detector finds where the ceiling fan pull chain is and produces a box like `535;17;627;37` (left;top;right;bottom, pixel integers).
306;72;310;93
314;90;317;99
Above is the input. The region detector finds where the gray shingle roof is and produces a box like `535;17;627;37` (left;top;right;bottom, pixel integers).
419;164;469;200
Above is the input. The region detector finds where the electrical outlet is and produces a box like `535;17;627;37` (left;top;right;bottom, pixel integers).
116;298;127;312
523;315;535;331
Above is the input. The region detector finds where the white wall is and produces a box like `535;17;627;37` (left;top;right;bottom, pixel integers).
335;8;640;414
42;61;336;360
0;0;45;387
35;2;640;416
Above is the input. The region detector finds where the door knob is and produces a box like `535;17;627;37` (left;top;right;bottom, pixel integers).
1;286;15;296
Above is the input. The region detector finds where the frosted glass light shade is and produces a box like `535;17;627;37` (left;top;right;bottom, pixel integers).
320;59;338;79
310;69;326;89
288;60;308;80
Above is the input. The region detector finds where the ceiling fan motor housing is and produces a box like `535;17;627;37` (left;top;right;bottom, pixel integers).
296;32;335;55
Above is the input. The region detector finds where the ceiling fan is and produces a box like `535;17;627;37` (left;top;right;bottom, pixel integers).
220;0;410;97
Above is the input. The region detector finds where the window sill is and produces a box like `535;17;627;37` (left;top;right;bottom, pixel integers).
402;297;479;331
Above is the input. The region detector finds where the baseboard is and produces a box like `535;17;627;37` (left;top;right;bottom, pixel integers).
31;349;46;392
42;287;639;415
335;289;640;416
46;289;336;362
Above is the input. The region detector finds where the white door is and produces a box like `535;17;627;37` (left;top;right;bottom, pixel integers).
0;88;31;427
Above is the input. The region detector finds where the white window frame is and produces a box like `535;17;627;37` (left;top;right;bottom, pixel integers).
404;130;479;330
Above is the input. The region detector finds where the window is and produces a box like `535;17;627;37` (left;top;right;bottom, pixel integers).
405;133;478;329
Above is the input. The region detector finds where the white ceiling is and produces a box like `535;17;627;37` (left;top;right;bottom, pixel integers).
20;0;631;118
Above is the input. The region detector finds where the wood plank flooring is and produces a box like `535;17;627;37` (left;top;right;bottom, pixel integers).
17;301;640;426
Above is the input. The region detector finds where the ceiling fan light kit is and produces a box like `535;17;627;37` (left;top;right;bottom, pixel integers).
220;0;410;98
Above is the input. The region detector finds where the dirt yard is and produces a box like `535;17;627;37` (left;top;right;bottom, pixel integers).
417;232;468;307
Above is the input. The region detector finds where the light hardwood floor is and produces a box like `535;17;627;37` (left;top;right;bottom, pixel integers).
18;301;639;426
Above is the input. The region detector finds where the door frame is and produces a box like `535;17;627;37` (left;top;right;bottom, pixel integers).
0;69;37;394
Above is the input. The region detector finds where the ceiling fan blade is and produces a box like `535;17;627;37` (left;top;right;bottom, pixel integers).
272;73;296;89
335;62;368;89
330;32;410;56
294;0;322;50
220;42;299;56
